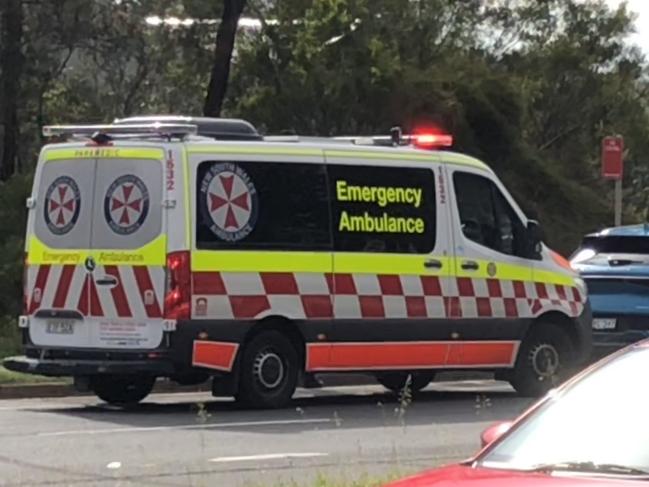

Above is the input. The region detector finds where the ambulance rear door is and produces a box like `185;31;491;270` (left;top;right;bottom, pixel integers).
26;149;95;349
87;146;167;349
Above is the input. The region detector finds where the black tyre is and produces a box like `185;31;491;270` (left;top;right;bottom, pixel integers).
510;323;574;397
90;375;155;406
236;330;299;409
376;372;435;394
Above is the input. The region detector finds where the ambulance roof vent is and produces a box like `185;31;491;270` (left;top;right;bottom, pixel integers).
114;115;262;141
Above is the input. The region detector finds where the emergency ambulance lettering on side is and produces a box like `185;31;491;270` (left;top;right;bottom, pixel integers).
335;179;426;234
44;175;81;236
200;162;258;242
104;174;150;235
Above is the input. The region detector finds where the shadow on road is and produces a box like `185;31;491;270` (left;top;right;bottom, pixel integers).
26;382;533;435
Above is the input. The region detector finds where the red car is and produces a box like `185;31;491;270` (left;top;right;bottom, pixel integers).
386;341;649;486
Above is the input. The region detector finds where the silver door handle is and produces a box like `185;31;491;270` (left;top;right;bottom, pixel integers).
424;259;443;269
461;260;479;271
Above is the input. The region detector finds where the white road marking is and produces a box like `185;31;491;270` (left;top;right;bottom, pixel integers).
106;461;121;469
209;452;329;463
36;418;331;438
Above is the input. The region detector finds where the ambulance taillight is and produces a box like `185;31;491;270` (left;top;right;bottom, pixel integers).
164;251;191;320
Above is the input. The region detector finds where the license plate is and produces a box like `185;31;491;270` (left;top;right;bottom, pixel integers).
592;318;617;330
46;320;74;334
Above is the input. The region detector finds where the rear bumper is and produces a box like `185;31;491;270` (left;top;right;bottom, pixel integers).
3;355;175;377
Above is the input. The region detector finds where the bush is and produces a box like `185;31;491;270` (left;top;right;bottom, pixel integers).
0;316;21;358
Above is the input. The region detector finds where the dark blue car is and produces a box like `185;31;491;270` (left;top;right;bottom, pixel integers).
571;224;649;359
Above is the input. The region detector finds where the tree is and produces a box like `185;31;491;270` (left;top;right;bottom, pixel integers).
204;0;247;116
0;0;24;180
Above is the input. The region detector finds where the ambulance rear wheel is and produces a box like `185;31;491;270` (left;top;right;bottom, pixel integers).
236;330;299;409
90;375;155;406
510;323;574;397
376;372;435;394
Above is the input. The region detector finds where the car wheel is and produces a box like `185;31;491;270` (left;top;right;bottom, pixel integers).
376;372;435;394
510;323;574;397
236;330;299;409
90;375;155;406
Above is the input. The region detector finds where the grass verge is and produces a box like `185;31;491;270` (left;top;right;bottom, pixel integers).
249;472;407;487
0;366;68;385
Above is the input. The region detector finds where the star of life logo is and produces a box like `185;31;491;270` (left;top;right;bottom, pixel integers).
200;162;258;242
104;175;150;235
44;176;81;235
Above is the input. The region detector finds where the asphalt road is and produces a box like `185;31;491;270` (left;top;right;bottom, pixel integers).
0;380;533;487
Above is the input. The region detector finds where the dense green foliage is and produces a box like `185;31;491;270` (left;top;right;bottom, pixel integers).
1;0;648;355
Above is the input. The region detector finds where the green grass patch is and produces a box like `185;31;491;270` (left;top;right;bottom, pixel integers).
250;472;407;487
0;366;68;385
0;317;22;359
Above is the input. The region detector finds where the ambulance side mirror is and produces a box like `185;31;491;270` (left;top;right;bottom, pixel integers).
525;220;543;259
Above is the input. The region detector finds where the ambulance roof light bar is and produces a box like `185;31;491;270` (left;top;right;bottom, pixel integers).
42;123;198;141
333;126;453;149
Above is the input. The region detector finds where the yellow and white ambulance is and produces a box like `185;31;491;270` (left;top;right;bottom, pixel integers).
4;117;592;407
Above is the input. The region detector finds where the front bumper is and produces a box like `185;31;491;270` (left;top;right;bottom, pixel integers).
573;301;593;365
592;329;649;360
3;355;175;377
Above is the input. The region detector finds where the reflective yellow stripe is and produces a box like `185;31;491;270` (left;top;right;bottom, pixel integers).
187;146;322;157
326;150;438;162
28;235;167;266
533;269;576;286
44;148;164;161
186;144;490;172
334;253;449;275
192;250;331;273
440;153;493;172
192;250;449;275
455;258;575;286
182;147;191;249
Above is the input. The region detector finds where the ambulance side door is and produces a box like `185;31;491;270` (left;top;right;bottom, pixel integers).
445;162;533;368
323;152;453;371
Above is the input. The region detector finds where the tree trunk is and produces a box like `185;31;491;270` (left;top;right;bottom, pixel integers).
0;0;23;180
203;0;246;117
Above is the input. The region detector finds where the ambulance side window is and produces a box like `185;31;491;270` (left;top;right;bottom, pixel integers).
453;171;526;257
328;164;436;254
195;161;331;251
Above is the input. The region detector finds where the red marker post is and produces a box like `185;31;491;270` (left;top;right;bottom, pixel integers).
602;136;624;226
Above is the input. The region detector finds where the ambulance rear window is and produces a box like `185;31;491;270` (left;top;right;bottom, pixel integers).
196;161;331;250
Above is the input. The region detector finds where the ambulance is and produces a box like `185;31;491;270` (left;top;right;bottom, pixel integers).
3;116;592;408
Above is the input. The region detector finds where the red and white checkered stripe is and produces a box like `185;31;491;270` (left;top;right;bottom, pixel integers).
192;272;585;320
26;264;164;319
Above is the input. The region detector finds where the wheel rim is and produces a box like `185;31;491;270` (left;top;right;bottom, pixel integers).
253;350;285;389
529;343;560;378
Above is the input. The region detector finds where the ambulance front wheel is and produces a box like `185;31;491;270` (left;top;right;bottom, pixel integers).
90;375;155;406
236;330;299;409
510;323;574;397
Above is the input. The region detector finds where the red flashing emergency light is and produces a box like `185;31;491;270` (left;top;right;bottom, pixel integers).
413;133;454;149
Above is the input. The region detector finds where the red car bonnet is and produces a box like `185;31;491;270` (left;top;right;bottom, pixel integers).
384;465;639;487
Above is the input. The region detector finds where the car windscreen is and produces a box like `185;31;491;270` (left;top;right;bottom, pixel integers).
575;235;649;255
479;347;649;472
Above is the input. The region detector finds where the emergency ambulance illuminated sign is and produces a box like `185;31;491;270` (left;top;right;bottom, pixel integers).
602;136;624;180
104;174;150;235
44;176;81;236
336;180;425;233
200;162;258;242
